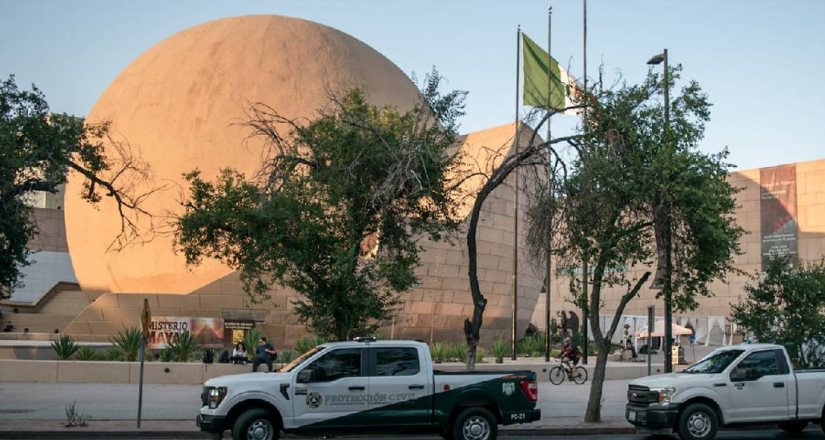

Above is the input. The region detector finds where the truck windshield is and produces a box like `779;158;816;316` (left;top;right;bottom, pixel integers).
683;349;744;374
279;346;324;373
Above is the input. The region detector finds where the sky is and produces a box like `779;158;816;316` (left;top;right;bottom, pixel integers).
1;0;823;171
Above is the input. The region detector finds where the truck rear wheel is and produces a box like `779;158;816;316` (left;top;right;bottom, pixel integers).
677;403;718;440
232;408;279;440
452;407;498;440
777;420;807;433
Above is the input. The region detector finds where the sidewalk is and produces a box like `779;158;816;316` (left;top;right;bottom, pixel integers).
0;379;636;438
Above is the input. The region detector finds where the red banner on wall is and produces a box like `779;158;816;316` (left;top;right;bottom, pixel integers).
147;317;224;349
760;164;798;268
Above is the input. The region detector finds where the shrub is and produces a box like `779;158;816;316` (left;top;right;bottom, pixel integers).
165;330;198;362
518;336;540;357
243;329;262;359
159;347;175;362
103;347;123;361
75;346;97;361
430;342;448;364
51;335;79;360
277;350;298;364
489;339;508;363
475;347;485;364
110;327;142;361
294;335;324;354
450;343;467;363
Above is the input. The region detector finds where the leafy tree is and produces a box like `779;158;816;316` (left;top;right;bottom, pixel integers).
176;73;465;341
527;68;742;422
731;257;825;368
0;75;156;299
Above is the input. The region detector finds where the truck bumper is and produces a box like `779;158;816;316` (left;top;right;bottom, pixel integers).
626;403;678;430
196;412;227;434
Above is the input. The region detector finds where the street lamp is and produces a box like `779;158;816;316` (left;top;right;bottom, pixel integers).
647;49;674;374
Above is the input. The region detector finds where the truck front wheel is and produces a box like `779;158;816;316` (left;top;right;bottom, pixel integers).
452;407;498;440
677;403;718;440
232;408;279;440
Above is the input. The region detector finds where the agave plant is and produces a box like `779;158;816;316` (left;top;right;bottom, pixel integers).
294;335;324;354
103;347;123;361
243;329;262;359
518;336;540;357
450;343;468;363
51;335;79;360
165;330;198;362
159;347;175;362
475;347;486;364
75;345;98;361
277;350;298;364
430;342;448;364
489;339;508;364
110;327;142;361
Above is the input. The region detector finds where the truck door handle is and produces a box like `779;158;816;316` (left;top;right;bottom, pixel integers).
409;385;425;390
348;386;365;391
774;382;785;388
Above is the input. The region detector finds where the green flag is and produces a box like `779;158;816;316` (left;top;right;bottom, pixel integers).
522;32;571;110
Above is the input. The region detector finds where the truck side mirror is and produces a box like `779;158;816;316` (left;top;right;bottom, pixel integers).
730;367;747;382
297;368;314;383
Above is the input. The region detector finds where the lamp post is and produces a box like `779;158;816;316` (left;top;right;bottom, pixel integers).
647;49;673;374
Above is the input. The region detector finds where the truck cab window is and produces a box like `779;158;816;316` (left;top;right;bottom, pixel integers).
301;348;362;382
737;350;780;377
375;348;420;376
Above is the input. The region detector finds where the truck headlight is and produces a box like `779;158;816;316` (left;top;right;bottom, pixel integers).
652;387;676;404
207;386;227;409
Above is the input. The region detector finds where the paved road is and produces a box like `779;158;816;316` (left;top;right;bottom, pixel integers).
0;379;632;421
2;429;824;440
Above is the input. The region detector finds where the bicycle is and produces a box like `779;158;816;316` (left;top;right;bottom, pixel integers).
549;359;588;384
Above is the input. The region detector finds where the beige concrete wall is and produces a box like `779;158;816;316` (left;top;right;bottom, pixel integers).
0;359;250;384
28;208;69;253
536;158;825;333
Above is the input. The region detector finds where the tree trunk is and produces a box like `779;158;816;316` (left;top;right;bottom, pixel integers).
584;342;610;422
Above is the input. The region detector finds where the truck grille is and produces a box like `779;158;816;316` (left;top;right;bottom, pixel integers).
201;387;209;407
627;385;657;406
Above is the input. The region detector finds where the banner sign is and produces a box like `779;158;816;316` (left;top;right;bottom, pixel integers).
224;320;256;330
147;317;224;349
760;164;798;269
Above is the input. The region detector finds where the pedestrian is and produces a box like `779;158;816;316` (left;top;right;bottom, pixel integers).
252;337;277;372
231;342;248;364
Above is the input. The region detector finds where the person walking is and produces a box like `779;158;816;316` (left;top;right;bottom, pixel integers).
252;337;277;372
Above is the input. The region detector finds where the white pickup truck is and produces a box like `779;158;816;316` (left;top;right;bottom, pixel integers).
197;339;541;440
626;343;825;440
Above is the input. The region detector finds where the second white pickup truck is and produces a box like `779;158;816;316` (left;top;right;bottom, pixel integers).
626;343;825;440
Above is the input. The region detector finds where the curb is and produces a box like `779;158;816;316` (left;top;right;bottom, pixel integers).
0;427;638;439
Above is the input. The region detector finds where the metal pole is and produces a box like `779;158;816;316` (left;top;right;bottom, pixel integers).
647;305;654;376
512;25;521;361
137;336;145;428
544;3;553;363
581;0;589;366
662;48;673;374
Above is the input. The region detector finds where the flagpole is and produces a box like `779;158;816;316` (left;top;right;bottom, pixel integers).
511;25;521;361
581;0;589;365
544;3;553;362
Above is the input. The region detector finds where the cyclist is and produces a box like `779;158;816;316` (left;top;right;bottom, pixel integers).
559;337;582;377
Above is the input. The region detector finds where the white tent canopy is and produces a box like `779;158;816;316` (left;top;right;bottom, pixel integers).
636;320;693;338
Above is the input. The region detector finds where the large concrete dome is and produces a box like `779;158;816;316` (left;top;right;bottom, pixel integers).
65;15;421;293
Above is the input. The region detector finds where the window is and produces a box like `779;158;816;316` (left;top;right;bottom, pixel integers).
683;349;743;374
738;350;780;377
375;348;420;376
302;348;362;382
